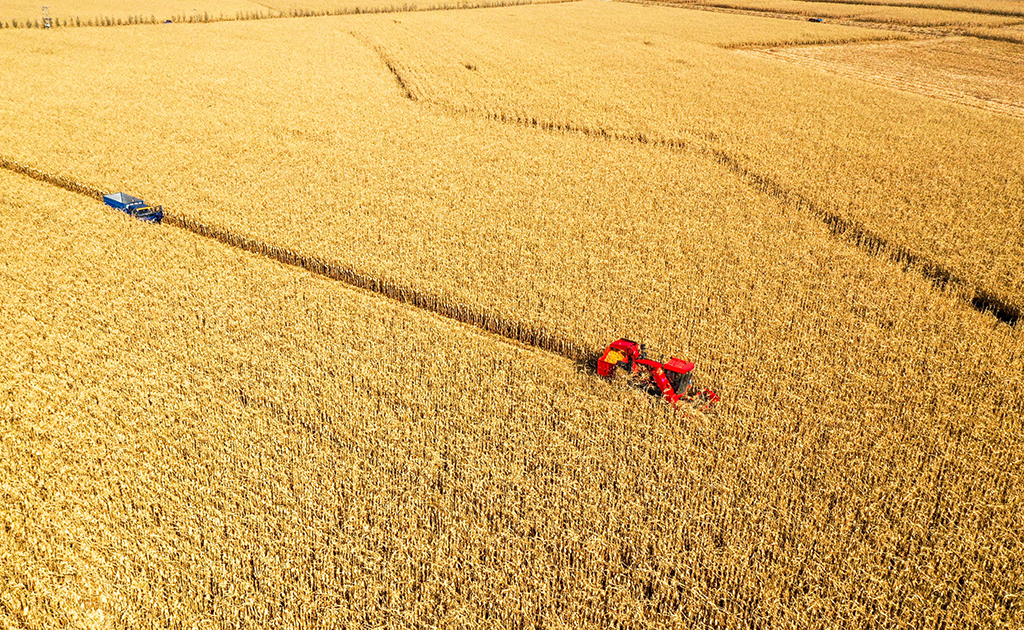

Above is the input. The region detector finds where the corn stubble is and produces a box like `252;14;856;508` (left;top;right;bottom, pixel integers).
641;0;1019;27
0;5;1022;629
744;36;1024;111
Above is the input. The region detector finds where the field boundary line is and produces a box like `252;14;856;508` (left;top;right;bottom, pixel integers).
965;28;1024;45
621;0;1024;45
0;156;105;199
350;31;418;100
719;32;917;48
0;155;596;367
424;104;1021;325
161;213;593;363
352;36;1020;326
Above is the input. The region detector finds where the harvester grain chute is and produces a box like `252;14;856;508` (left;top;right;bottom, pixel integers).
103;192;163;223
598;338;719;411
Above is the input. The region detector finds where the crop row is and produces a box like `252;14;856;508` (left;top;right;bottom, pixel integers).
357;37;1021;326
0;0;575;30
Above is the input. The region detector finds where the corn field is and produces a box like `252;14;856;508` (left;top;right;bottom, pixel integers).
638;0;1021;27
1;1;1022;628
0;0;565;29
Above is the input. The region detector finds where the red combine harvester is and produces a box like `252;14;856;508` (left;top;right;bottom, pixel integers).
598;339;719;410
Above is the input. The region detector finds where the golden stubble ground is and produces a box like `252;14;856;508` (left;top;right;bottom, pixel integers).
742;36;1024;116
656;0;1022;27
2;155;1021;628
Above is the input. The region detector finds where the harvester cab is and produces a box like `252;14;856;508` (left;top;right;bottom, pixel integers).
598;338;718;411
662;358;694;400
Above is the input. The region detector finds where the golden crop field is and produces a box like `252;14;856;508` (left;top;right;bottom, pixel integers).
344;2;1024;311
0;0;267;24
645;0;1019;27
1;0;1022;627
0;0;548;26
0;6;915;351
743;36;1024;116
795;0;1024;16
258;0;545;12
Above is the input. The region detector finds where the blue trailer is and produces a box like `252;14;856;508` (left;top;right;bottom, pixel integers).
103;192;164;223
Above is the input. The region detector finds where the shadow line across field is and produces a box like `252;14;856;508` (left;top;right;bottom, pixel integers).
352;35;1019;326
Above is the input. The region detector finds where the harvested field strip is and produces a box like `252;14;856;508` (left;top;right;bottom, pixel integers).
0;0;578;29
798;0;1024;18
355;39;1020;326
967;27;1024;44
743;47;1024;118
616;0;956;35
0;156;594;366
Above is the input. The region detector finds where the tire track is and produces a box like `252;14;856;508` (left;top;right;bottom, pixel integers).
349;31;418;101
353;36;1020;326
